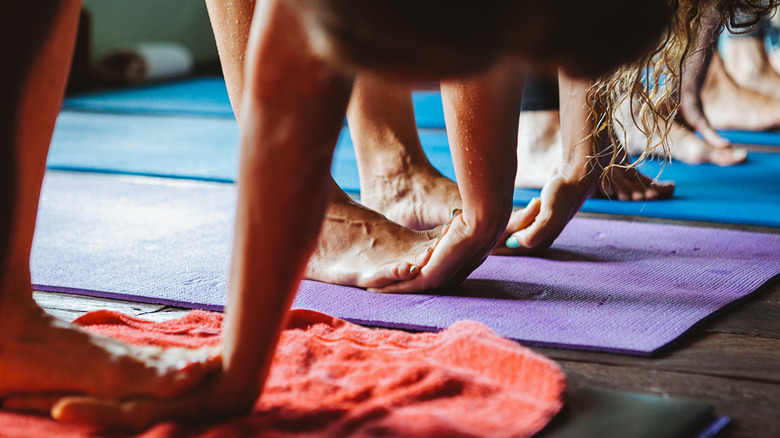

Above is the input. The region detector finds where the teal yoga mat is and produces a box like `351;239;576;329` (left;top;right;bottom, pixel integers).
63;77;446;128
720;130;780;147
50;108;780;227
53;78;780;227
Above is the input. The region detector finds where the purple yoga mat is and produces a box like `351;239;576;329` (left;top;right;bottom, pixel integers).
32;171;780;355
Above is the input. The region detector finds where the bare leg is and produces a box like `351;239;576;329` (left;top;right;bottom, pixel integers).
676;5;731;150
348;76;462;229
206;0;438;287
514;110;561;188
348;73;544;249
377;60;526;292
616;98;747;166
616;9;745;167
56;0;360;427
515;108;677;197
0;0;217;408
720;31;780;100
702;52;780;131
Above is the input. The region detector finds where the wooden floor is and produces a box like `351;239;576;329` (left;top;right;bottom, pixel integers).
34;213;780;437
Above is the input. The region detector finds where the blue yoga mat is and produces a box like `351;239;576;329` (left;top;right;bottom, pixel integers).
63;78;447;129
64;78;236;118
65;78;780;144
48;110;450;188
719;130;780;147
50;108;780;227
515;153;780;227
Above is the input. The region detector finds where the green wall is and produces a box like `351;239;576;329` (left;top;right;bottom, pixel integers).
83;0;219;65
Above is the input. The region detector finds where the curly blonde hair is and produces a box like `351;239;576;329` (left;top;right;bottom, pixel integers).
587;0;778;176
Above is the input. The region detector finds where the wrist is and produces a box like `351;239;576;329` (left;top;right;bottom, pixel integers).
459;196;513;240
559;157;599;191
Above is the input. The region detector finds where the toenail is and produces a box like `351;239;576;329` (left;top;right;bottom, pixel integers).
444;222;450;227
505;236;521;249
410;265;419;274
426;247;433;253
450;208;461;218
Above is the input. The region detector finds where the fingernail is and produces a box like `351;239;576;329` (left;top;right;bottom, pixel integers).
450;208;461;218
505;236;521;249
436;235;441;239
426;247;433;253
410;265;419;274
444;222;450;227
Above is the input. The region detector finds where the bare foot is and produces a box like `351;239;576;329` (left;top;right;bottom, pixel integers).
371;210;491;293
514;110;561;188
720;36;780;100
617;96;748;167
665;121;747;165
768;49;780;77
360;163;463;231
702;53;780;130
0;301;218;406
306;186;442;288
515;107;675;200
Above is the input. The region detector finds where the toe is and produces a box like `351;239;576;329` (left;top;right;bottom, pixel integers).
362;262;419;290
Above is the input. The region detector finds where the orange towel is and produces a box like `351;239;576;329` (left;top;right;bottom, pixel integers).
0;309;565;437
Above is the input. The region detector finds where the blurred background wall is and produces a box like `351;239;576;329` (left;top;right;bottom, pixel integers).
82;0;219;66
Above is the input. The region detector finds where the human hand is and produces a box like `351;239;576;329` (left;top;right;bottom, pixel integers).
50;370;254;432
0;307;221;415
370;207;505;293
492;174;591;255
595;166;675;201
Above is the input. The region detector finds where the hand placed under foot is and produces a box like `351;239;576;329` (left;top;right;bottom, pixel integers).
370;209;496;293
0;302;220;414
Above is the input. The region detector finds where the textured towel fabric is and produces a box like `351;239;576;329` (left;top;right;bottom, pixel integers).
0;309;566;437
31;172;780;355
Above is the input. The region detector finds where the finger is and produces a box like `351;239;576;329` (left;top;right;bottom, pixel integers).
647;180;675;200
2;394;72;413
509;209;564;252
595;176;615;199
371;220;475;293
53;390;237;432
53;396;156;431
698;126;731;149
609;174;633;201
499;198;540;242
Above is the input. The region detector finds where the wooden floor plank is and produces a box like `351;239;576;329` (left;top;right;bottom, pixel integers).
33;291;192;323
33;291;166;317
534;330;780;384
704;284;780;339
